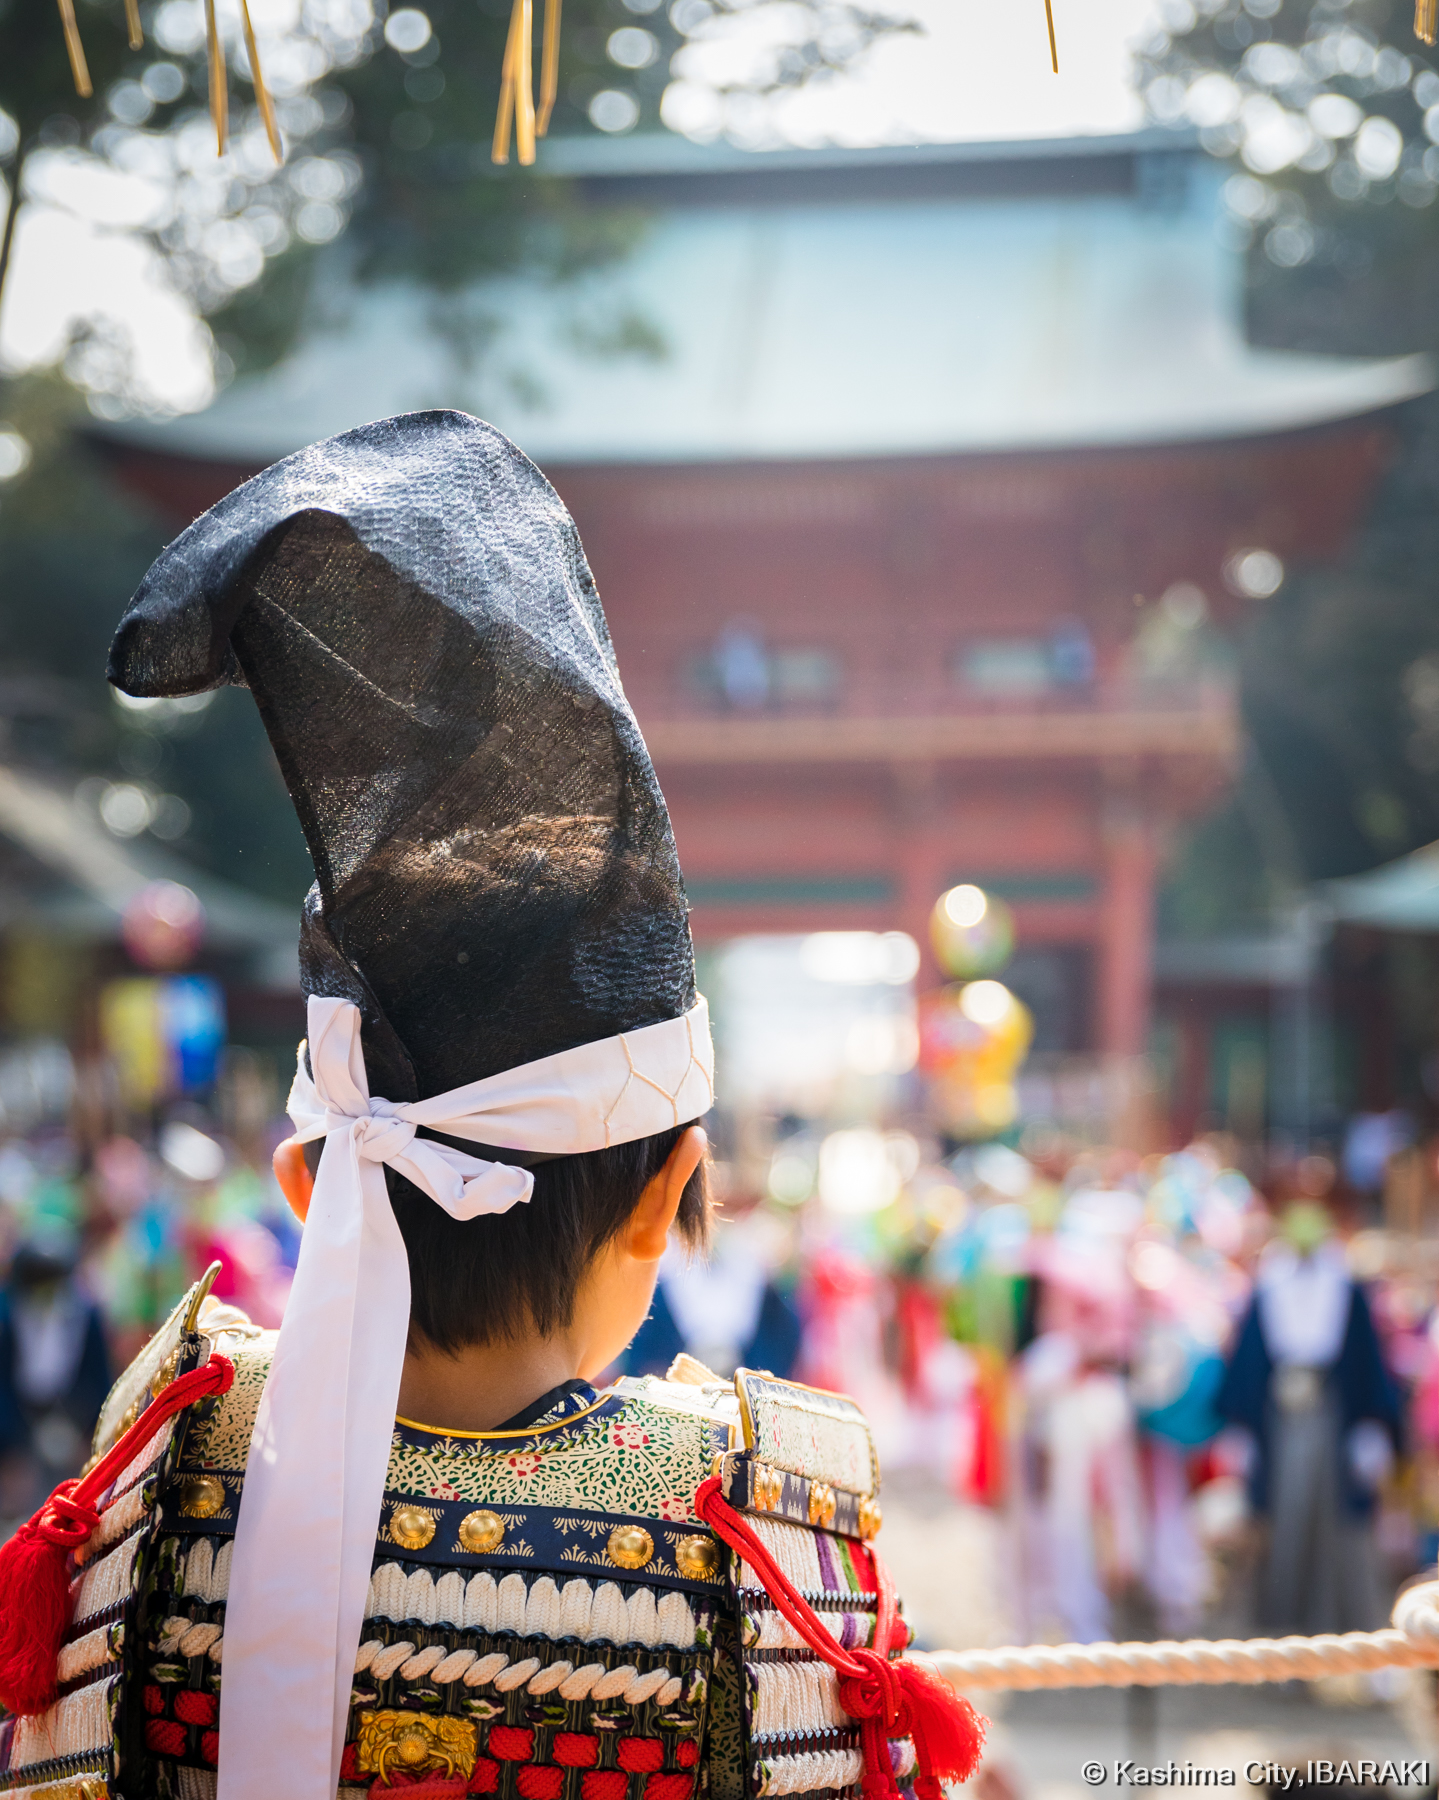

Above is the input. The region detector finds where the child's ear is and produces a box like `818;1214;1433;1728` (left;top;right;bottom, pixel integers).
625;1127;707;1262
274;1136;315;1223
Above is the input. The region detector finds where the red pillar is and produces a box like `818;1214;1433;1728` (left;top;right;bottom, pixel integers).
1097;812;1158;1058
890;763;947;984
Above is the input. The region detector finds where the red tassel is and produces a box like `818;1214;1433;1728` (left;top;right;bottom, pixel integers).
695;1477;987;1799
897;1657;986;1791
0;1352;233;1717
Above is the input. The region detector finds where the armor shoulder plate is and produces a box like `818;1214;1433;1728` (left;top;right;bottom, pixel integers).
0;1270;254;1800
717;1370;908;1800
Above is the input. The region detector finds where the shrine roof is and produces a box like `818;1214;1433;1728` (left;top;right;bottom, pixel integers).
109;130;1431;467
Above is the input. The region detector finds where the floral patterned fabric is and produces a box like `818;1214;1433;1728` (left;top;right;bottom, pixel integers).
191;1343;724;1526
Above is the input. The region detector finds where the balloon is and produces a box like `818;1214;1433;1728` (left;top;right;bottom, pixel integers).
930;885;1015;979
121;881;205;970
918;981;1033;1139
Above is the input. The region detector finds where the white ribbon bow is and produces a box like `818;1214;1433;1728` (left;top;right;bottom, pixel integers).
217;994;713;1800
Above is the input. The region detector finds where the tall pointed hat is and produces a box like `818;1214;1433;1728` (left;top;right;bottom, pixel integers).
108;410;713;1800
110;407;698;1102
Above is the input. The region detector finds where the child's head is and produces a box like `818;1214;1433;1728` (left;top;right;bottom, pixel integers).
278;1120;710;1371
391;1123;710;1371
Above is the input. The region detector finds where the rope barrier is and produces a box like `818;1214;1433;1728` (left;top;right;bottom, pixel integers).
927;1579;1439;1693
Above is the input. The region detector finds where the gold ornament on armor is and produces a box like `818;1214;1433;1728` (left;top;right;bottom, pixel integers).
458;1508;505;1553
179;1475;225;1519
808;1483;837;1530
390;1505;438;1550
675;1534;721;1579
357;1711;478;1784
607;1524;654;1570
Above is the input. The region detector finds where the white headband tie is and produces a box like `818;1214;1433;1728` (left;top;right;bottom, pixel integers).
216;993;714;1800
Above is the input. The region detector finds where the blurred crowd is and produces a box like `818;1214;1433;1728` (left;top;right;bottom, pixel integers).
633;1126;1439;1654
6;1086;1439;1665
0;1110;298;1527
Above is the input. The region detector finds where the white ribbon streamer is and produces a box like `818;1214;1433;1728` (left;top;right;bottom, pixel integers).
217;993;713;1800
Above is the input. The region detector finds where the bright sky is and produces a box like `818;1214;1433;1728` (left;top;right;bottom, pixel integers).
0;0;1160;416
674;0;1156;146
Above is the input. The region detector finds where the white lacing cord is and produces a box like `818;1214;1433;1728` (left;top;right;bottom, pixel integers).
350;1640;682;1704
157;1617;225;1662
928;1579;1439;1693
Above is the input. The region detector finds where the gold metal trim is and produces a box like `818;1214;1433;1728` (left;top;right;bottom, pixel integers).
183;1261;224;1333
394;1393;613;1441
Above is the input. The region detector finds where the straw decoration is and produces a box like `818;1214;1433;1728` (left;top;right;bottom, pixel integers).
491;0;518;163
1418;0;1437;45
493;0;563;163
240;0;284;160
54;0;92;97
204;0;229;153
50;0;279;163
538;0;562;134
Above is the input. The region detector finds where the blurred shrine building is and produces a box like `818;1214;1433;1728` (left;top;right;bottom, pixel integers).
101;131;1428;1142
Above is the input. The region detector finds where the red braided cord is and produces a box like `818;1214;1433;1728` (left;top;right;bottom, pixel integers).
694;1476;984;1800
694;1477;897;1678
65;1353;235;1528
695;1477;903;1800
19;1352;235;1559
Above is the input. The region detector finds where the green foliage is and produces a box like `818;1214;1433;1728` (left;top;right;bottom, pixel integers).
0;372;312;902
2;0;903;387
1140;0;1439;354
1137;0;1439;902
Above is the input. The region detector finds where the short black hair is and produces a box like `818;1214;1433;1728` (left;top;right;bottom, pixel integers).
386;1125;709;1354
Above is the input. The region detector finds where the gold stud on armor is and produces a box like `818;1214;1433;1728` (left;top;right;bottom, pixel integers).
675;1533;721;1578
753;1462;782;1511
607;1524;655;1569
808;1482;836;1530
179;1475;225;1519
390;1504;437;1550
857;1495;883;1540
457;1508;505;1554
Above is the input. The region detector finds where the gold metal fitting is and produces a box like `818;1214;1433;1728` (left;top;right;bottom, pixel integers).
389;1504;437;1551
457;1508;505;1554
607;1523;655;1570
179;1474;225;1519
357;1710;478;1783
808;1482;836;1530
857;1495;883;1541
752;1461;781;1511
674;1533;721;1579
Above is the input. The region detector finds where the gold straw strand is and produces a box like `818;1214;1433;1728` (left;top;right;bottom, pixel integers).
55;0;93;97
123;0;143;51
240;0;283;160
515;0;536;164
1043;0;1059;71
537;0;562;135
1417;0;1436;46
204;0;229;151
491;0;523;163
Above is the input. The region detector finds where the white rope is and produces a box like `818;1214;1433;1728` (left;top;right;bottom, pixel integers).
929;1579;1439;1693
